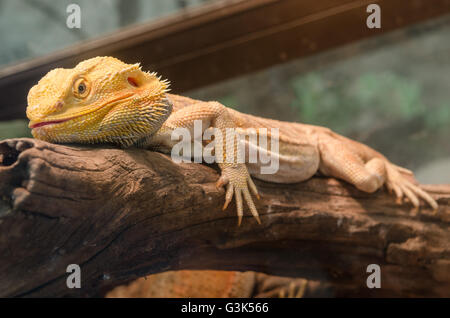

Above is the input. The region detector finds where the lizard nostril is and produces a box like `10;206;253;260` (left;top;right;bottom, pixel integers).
127;77;139;87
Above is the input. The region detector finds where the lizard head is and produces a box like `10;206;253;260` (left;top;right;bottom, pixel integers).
27;56;172;147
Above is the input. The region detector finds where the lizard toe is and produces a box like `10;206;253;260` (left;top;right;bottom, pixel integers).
223;183;234;210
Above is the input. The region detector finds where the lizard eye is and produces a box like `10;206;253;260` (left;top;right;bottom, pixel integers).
73;78;90;98
78;83;86;93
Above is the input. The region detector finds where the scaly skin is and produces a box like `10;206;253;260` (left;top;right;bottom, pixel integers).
105;270;310;298
27;56;438;227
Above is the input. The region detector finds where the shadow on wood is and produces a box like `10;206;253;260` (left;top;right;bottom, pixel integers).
0;138;449;297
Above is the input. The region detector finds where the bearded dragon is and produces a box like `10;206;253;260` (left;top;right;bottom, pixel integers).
26;56;438;225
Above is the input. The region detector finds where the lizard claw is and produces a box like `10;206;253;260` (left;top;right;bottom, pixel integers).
386;164;438;211
218;164;261;225
278;280;308;298
223;183;233;210
247;175;260;200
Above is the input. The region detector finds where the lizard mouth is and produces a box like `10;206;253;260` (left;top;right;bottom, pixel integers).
28;92;136;130
29;118;72;129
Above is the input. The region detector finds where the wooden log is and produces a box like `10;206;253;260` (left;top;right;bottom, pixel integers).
0;138;449;297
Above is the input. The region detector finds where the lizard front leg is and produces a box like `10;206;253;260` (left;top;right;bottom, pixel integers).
163;101;261;225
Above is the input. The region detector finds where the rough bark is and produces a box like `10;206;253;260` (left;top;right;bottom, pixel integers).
0;138;449;297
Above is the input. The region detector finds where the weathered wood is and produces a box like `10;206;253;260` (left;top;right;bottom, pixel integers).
0;138;449;297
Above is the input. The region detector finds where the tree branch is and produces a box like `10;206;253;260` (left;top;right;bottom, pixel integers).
0;138;449;297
